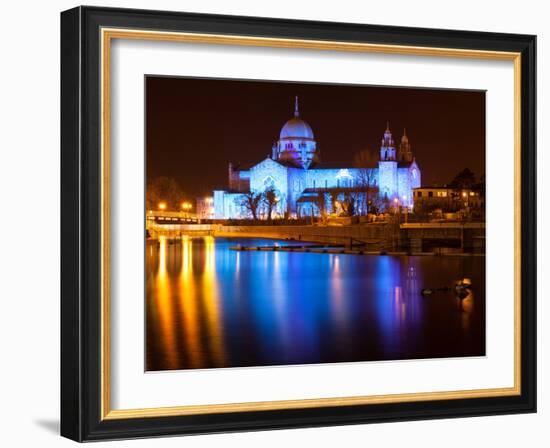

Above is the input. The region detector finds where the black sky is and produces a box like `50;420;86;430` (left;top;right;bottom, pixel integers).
146;76;485;199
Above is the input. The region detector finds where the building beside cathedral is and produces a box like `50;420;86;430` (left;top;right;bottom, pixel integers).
213;98;421;219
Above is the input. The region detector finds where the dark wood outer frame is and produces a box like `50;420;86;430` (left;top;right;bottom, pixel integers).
61;5;536;442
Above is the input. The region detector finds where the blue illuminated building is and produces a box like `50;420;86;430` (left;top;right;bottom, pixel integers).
213;97;421;219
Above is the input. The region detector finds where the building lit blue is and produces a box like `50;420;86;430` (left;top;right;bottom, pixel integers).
213;97;421;219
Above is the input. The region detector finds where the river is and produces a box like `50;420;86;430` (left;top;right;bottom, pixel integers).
146;236;485;371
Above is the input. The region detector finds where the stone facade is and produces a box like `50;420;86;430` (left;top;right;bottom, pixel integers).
213;99;421;219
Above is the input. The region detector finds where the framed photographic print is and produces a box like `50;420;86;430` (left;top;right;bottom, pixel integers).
60;6;536;441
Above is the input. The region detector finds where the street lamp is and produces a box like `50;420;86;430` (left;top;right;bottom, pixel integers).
393;197;399;211
393;197;401;221
158;202;166;211
181;201;192;218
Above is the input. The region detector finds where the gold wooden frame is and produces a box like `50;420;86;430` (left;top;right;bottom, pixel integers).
100;28;522;421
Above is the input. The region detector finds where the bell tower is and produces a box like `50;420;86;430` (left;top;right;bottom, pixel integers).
378;122;398;199
398;128;413;162
379;122;396;161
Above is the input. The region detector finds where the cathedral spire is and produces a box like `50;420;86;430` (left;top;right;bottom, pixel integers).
398;127;413;162
401;128;409;143
294;96;300;117
380;121;396;161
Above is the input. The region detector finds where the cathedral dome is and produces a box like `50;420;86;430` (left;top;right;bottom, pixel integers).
279;96;314;140
280;117;314;140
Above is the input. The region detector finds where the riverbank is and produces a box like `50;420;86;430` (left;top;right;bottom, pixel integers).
147;222;485;255
214;223;394;250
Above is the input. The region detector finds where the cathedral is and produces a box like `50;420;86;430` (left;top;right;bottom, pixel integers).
213;97;421;219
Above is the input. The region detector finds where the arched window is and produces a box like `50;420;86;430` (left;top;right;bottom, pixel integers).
264;176;275;189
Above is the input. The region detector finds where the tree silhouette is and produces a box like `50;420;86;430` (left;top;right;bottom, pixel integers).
474;173;486;195
340;192;357;217
263;186;278;222
312;191;328;224
238;191;263;220
146;176;184;211
353;149;379;214
449;168;476;189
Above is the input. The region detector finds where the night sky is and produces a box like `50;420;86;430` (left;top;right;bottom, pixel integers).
146;76;485;199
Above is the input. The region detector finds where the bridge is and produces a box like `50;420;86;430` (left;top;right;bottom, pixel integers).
146;210;201;223
146;210;215;238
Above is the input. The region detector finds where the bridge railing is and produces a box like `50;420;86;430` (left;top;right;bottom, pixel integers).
146;210;199;220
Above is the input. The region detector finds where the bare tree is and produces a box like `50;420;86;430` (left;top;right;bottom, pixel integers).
353;148;378;169
340;191;359;217
312;192;328;224
353;149;379;214
146;176;185;211
263;186;278;222
238;191;263;220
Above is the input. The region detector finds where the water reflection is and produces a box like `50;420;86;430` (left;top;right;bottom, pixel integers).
154;237;177;369
146;238;485;371
178;236;202;368
459;289;475;331
201;236;226;366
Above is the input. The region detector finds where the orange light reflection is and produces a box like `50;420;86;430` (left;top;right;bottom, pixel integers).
201;236;226;366
155;237;178;369
178;236;203;368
